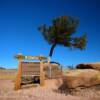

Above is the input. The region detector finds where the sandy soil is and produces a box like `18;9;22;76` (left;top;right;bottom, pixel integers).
0;79;100;100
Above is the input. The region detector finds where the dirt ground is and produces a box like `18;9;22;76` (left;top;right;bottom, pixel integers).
0;79;100;100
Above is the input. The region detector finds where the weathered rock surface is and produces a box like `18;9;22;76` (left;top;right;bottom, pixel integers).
44;63;62;79
76;62;100;71
63;69;100;88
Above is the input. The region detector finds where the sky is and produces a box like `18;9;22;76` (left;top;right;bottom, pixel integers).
0;0;100;69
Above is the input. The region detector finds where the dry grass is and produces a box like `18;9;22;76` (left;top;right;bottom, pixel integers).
0;79;99;100
0;69;100;100
0;69;17;80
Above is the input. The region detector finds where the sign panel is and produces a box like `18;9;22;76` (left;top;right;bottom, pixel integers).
21;62;40;76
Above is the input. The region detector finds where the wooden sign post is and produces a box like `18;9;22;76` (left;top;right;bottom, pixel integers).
14;54;47;90
14;59;22;90
40;61;45;86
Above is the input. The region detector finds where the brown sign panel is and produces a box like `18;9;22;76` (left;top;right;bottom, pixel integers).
21;62;40;76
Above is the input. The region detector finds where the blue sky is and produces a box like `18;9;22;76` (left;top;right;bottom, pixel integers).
0;0;99;68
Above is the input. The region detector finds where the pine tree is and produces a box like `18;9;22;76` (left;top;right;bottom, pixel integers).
38;16;87;57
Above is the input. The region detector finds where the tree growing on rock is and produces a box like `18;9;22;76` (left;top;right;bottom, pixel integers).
38;16;87;78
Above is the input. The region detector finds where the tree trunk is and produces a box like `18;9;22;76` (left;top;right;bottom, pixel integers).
47;56;51;78
48;43;56;78
49;43;57;57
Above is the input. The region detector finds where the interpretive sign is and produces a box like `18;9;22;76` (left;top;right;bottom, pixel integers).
21;62;40;76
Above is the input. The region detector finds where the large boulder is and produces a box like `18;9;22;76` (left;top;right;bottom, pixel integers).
63;69;100;88
76;62;100;71
44;63;62;79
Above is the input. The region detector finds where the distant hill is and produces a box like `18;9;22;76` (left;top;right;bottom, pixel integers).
0;67;6;69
